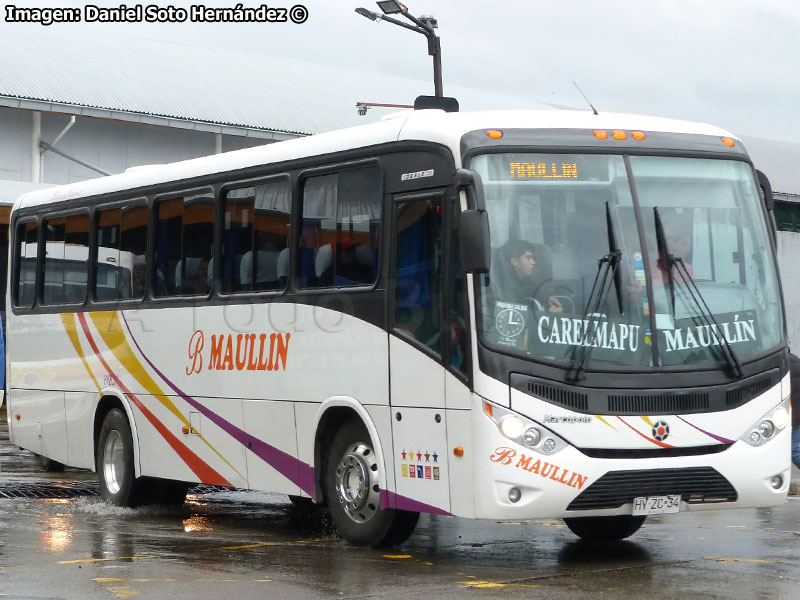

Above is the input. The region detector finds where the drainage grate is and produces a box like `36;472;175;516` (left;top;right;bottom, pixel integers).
0;481;230;500
0;480;100;500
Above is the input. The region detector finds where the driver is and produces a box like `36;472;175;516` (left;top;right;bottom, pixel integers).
500;239;563;313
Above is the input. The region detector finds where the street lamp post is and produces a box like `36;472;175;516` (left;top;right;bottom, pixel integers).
355;2;443;97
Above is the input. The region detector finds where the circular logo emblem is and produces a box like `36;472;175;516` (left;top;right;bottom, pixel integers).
652;420;670;441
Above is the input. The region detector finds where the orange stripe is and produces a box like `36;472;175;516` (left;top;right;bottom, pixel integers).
76;313;231;486
616;417;675;448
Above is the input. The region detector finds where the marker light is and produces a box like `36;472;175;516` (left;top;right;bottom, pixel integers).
631;131;646;140
483;401;494;418
500;415;525;439
453;447;464;457
523;427;541;447
721;137;735;147
758;420;776;439
508;487;522;503
593;130;608;139
612;130;627;140
486;129;504;139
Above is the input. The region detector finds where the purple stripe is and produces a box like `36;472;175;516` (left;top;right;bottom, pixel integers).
676;416;734;444
380;489;452;516
121;314;316;498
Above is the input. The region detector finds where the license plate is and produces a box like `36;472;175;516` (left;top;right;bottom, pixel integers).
632;494;681;515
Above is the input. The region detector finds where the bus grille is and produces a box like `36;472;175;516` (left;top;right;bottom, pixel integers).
566;467;737;511
511;369;780;415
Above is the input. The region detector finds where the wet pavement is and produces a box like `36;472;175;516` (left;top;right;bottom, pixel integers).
2;408;800;599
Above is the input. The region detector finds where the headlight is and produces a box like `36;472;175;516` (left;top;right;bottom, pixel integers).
742;398;790;447
482;398;569;455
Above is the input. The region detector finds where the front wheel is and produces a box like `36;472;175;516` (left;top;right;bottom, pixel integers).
96;408;148;507
325;420;419;547
563;515;646;541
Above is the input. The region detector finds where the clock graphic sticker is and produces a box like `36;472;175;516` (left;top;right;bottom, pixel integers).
495;308;526;338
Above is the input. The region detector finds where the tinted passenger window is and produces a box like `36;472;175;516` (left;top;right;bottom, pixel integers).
299;166;381;288
222;179;291;293
393;197;442;355
43;214;89;305
154;195;214;296
95;205;147;301
15;221;38;308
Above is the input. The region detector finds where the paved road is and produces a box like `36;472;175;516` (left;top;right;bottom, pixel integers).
2;411;800;599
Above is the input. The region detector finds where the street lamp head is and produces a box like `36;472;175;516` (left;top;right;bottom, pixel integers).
419;15;437;29
355;7;380;21
376;1;407;15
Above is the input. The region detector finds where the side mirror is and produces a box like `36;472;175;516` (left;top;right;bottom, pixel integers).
460;209;490;274
454;169;486;211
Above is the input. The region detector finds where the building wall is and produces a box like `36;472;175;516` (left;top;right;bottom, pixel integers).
0;106;270;185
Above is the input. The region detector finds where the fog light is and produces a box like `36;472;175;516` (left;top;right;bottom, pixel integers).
543;438;556;453
749;431;762;445
771;475;784;489
758;420;776;439
508;487;522;503
500;416;525;439
523;427;541;447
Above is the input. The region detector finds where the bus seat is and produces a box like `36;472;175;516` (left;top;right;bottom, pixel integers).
315;244;334;285
240;250;279;288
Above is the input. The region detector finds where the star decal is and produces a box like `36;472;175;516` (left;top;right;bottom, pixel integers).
424;451;431;462
432;451;438;463
416;451;422;462
401;449;407;460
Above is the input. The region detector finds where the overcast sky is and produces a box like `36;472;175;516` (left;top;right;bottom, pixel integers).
8;0;800;142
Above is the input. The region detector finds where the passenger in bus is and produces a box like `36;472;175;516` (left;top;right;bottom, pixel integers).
131;257;147;298
185;258;211;294
651;233;696;283
496;239;563;312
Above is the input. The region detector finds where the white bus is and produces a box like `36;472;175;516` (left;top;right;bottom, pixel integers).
6;109;790;546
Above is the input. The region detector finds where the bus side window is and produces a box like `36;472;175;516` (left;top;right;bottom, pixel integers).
223;179;291;293
14;221;38;308
155;195;214;296
299;166;381;288
393;197;442;355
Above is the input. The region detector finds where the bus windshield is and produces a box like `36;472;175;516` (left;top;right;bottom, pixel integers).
473;153;783;370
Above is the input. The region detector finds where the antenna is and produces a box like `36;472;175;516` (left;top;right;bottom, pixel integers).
573;81;598;116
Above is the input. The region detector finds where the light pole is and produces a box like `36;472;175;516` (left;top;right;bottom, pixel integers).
355;2;443;98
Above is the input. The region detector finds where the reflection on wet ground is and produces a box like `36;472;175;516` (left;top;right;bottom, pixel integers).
3;411;800;598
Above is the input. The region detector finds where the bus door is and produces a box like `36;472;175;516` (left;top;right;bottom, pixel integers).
389;188;471;512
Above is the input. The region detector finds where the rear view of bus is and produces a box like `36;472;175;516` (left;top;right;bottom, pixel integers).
460;118;788;540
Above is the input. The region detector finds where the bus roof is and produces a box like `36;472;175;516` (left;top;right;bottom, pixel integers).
15;109;738;211
0;180;54;206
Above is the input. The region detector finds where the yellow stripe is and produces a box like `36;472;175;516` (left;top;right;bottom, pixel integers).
87;311;244;480
60;313;101;392
641;416;655;426
595;416;618;431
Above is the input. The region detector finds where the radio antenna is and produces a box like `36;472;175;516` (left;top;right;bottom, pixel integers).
573;81;598;115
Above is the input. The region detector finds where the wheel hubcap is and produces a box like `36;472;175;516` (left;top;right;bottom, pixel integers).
335;442;381;524
102;430;126;495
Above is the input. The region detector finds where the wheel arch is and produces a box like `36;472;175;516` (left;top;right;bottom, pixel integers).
93;388;141;477
311;397;390;505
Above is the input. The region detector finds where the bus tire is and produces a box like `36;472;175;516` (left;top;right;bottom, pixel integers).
325;420;419;547
563;515;646;541
96;408;146;507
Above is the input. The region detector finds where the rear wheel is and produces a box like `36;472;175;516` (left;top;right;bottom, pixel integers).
563;515;646;541
325;420;419;547
96;408;148;507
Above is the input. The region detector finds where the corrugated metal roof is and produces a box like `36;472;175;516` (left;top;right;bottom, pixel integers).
0;27;550;136
740;136;800;198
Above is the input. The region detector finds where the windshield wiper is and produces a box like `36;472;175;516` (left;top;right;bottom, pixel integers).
653;207;742;378
567;202;622;382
